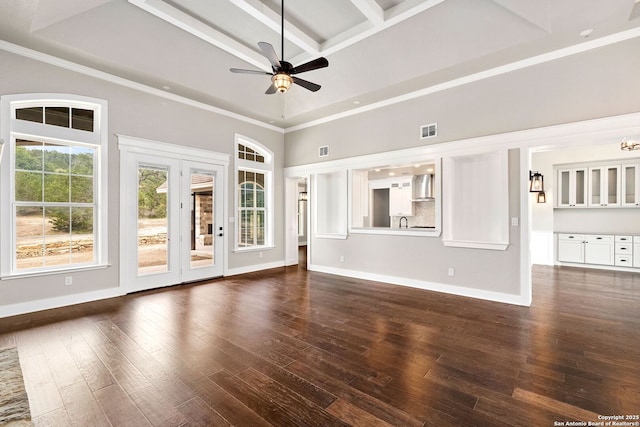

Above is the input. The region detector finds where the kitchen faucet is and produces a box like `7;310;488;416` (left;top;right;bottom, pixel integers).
399;216;408;228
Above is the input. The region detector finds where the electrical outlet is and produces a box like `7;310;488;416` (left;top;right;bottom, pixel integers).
511;217;519;227
448;268;455;277
259;252;263;258
340;256;345;263
65;276;73;286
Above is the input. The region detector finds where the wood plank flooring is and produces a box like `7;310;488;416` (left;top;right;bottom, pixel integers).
1;260;639;426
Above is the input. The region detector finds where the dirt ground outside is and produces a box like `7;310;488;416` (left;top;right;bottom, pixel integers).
15;215;172;269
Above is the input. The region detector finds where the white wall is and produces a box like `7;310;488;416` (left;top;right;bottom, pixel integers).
0;50;284;316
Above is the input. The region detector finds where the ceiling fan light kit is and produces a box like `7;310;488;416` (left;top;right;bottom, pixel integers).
229;0;328;94
272;73;293;93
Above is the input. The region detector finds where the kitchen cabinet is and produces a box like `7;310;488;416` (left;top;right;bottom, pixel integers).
558;233;636;269
614;235;633;267
389;179;413;216
558;234;585;263
556;168;587;207
621;164;640;207
583;235;614;265
588;165;620;207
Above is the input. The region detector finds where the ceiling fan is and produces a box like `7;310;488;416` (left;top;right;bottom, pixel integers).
230;0;329;94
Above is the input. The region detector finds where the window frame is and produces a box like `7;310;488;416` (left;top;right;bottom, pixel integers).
234;134;273;252
0;94;109;278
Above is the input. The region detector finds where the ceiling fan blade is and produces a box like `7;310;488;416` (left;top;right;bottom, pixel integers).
257;42;282;70
291;57;329;74
292;76;321;92
230;68;272;75
265;84;277;95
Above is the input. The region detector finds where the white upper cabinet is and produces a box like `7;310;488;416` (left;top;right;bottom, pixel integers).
588;165;620;207
555;159;640;209
621;163;640;207
556;168;587;208
389;179;413;216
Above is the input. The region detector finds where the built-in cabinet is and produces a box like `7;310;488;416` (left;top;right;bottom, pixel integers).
556;168;587;207
556;159;640;209
622;163;640;207
558;233;638;269
389;179;413;216
615;235;633;267
588;165;620;207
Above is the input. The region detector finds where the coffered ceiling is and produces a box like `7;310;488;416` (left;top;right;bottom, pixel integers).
1;0;639;129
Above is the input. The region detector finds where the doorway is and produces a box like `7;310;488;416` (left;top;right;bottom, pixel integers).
119;137;228;293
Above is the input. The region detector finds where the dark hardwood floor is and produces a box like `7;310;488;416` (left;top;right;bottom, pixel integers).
1;260;639;426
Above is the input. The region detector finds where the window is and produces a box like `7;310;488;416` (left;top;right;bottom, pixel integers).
0;94;108;276
235;135;273;250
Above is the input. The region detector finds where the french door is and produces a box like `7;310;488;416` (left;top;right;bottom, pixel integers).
121;151;225;293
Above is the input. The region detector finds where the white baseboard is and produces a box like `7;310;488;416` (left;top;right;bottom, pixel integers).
0;287;124;319
225;260;285;276
555;261;640;273
309;264;530;306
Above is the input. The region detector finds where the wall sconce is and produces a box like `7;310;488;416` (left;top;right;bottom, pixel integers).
529;170;546;203
537;191;546;203
529;171;544;192
298;191;308;202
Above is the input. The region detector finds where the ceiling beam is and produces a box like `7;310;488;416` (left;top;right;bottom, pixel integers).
128;0;271;72
316;0;447;58
349;0;384;25
229;0;320;56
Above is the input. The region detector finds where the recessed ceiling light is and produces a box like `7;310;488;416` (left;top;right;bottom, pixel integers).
269;120;275;124
388;172;395;176
579;28;594;38
353;101;360;105
427;168;434;172
414;164;421;167
374;168;381;172
162;85;171;91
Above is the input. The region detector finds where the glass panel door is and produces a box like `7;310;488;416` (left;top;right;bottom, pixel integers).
137;165;169;276
122;153;180;293
181;161;224;282
122;153;224;292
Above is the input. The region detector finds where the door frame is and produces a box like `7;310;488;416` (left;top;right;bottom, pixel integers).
118;135;230;292
285;175;310;267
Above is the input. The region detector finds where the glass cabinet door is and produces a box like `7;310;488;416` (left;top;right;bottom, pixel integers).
622;164;640;206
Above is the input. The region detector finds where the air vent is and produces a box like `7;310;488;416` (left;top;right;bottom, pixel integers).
420;123;437;139
319;145;329;157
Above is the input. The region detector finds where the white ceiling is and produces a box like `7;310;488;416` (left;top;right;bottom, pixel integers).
1;0;639;129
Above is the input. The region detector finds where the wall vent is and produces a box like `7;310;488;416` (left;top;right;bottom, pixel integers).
420;123;437;139
319;145;329;157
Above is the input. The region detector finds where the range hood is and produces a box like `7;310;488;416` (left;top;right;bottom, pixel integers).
412;174;435;201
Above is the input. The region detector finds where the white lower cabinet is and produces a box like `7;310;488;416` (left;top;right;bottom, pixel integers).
615;236;633;267
583;235;614;265
558;234;585;263
558;233;636;268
